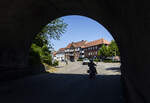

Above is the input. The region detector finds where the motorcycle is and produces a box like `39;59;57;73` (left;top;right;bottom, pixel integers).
87;64;97;79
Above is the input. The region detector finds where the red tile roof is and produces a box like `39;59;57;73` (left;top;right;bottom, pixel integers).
66;40;87;48
56;48;65;54
58;48;65;51
83;38;110;48
53;51;57;56
59;38;110;50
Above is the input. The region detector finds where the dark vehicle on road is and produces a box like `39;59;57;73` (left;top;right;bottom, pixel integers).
70;56;75;62
88;60;97;79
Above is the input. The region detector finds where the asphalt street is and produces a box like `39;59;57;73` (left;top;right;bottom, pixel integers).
0;62;123;103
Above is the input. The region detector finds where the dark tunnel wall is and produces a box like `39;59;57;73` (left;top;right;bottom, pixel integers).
1;0;150;103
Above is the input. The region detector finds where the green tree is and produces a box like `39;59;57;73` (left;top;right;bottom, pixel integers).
33;18;68;48
98;44;110;59
98;40;120;60
29;18;68;65
109;40;120;56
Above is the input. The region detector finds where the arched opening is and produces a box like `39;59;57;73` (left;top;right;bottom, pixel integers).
2;1;150;103
29;15;121;73
48;15;121;74
24;15;124;103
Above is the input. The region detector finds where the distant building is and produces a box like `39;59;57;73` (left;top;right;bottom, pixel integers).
65;40;87;61
54;48;65;61
52;51;57;63
55;38;110;61
82;38;110;59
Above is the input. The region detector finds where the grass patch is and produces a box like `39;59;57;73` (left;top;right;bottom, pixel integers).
103;59;120;63
43;63;57;73
77;58;83;61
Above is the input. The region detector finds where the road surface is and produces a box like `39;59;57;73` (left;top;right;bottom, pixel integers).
55;61;121;75
0;62;124;103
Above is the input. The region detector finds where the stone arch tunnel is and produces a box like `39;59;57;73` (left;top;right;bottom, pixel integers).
1;0;150;103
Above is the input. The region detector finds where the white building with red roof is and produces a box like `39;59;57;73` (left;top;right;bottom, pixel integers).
65;40;87;61
54;48;66;61
55;38;110;61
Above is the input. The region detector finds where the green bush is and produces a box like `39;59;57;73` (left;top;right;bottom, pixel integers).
29;43;53;66
28;47;41;65
103;59;120;63
103;59;112;63
41;55;52;65
77;58;83;61
94;58;99;62
53;60;59;66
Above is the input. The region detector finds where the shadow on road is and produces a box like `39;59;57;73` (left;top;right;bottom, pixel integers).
1;73;124;103
105;67;121;72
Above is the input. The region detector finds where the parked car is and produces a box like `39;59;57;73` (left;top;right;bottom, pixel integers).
82;58;90;65
113;56;120;62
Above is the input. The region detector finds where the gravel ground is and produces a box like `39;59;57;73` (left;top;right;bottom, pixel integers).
55;61;121;75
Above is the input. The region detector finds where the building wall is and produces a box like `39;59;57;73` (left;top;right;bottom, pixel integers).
84;44;109;59
65;48;81;61
54;53;65;61
84;45;100;58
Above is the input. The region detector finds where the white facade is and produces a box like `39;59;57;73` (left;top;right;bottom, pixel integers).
54;53;65;61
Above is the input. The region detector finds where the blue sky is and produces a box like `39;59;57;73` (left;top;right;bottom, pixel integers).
51;15;114;51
